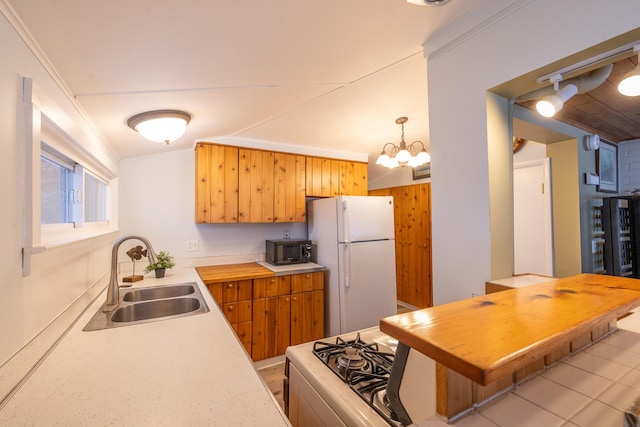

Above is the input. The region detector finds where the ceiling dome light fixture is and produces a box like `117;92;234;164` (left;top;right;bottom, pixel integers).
535;74;578;118
376;117;430;169
618;45;640;96
406;0;453;5
127;110;191;144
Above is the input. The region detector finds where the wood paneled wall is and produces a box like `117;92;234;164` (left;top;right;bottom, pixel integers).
369;183;432;308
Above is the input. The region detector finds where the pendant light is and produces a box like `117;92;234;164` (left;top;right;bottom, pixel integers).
618;45;640;96
375;117;430;168
127;110;191;144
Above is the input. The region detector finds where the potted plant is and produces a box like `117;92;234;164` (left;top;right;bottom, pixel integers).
144;250;175;278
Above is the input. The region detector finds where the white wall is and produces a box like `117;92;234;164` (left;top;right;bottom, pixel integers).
619;139;640;195
514;140;546;163
0;10;119;365
424;0;640;304
119;149;307;265
368;166;430;191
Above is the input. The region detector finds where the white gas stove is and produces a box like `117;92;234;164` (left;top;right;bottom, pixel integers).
284;327;436;427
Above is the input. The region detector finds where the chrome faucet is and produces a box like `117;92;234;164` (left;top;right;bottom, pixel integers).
104;235;158;312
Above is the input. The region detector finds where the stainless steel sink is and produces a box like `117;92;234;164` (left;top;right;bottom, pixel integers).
122;284;195;302
111;298;201;322
83;282;209;331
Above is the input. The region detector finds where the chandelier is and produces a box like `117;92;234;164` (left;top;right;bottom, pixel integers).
375;117;430;168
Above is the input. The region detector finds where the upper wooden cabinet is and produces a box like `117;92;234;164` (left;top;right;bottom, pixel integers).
238;149;306;223
305;156;368;197
196;143;368;223
195;143;239;223
238;149;275;223
196;143;306;223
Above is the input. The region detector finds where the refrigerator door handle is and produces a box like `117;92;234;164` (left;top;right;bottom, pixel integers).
341;199;350;243
343;243;351;288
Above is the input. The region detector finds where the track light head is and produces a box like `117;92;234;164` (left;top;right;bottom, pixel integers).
535;83;578;118
618;46;640;96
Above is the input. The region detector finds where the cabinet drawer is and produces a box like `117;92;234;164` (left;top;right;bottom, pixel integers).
291;272;324;293
209;279;253;303
253;276;291;298
234;321;252;344
222;301;252;324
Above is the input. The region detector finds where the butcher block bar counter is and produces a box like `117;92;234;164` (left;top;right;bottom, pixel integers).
380;273;640;420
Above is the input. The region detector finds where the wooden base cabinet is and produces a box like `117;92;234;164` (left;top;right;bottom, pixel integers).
207;280;253;353
252;272;324;361
290;290;323;346
204;271;325;362
252;276;292;360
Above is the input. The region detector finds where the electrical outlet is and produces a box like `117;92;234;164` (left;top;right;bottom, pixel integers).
186;240;199;252
283;230;290;240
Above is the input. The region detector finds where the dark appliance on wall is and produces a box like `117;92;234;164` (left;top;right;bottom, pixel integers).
265;239;312;266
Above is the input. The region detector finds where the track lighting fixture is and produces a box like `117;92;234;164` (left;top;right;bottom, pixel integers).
618;45;640;96
127;110;191;144
535;75;578;118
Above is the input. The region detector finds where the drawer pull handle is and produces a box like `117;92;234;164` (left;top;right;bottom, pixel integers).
227;283;234;288
227;306;234;311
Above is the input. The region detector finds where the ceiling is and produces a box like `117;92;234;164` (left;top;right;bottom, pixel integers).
6;1;639;185
5;0;486;183
515;56;640;145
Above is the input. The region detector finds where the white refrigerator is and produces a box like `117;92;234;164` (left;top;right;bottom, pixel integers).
308;196;397;336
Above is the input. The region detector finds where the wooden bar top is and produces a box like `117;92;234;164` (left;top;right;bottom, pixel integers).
196;262;274;283
380;274;640;386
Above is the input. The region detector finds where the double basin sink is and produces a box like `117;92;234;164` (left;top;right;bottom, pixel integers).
83;282;210;331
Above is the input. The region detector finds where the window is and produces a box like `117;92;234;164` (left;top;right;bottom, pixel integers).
22;77;118;275
39;143;111;229
84;172;109;223
40;152;73;224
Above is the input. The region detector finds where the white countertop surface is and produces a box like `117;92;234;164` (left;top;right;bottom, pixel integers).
257;261;325;275
0;268;290;426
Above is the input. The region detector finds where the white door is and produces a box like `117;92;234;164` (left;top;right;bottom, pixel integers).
513;158;554;276
338;239;397;334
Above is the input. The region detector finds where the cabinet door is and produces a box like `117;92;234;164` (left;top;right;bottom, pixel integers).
339;160;368;196
239;149;274;222
252;296;290;361
290;290;324;346
195;143;239;223
306;157;333;197
274;153;306;222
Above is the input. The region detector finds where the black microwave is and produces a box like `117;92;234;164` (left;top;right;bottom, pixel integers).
265;239;312;266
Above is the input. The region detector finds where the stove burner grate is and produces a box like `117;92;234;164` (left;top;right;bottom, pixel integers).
312;334;400;426
349;371;402;427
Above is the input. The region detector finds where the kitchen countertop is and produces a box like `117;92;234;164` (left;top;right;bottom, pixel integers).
381;273;640;386
196;261;325;283
0;268;290;426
